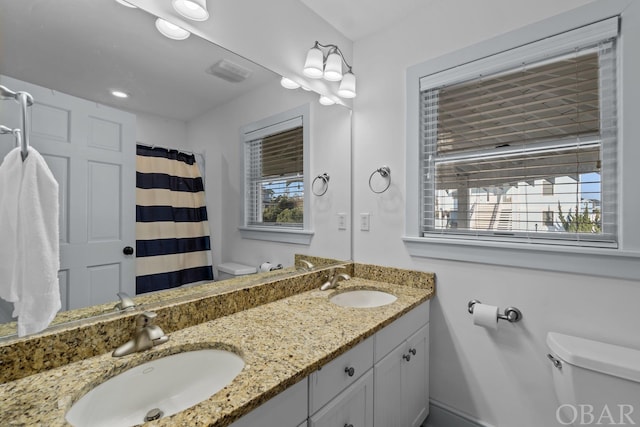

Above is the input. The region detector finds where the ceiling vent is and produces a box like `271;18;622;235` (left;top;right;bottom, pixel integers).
206;59;253;83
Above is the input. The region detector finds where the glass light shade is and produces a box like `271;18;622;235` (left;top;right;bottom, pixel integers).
303;47;324;79
338;71;357;98
115;0;137;8
172;0;209;21
155;18;190;40
323;52;343;81
319;95;336;106
280;77;300;90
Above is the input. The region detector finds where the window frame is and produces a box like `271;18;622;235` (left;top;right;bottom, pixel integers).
404;1;640;281
239;104;313;244
419;26;617;247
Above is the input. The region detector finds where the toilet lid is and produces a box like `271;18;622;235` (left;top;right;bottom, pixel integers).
217;262;257;275
547;332;640;383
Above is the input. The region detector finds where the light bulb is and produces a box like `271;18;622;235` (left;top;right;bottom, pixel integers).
303;47;324;79
338;71;357;98
155;18;190;40
172;0;209;21
280;77;301;90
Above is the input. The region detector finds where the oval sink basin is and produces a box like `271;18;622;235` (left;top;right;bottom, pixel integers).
330;290;397;308
66;349;244;427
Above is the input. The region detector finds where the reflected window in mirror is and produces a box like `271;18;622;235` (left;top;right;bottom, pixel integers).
240;105;312;244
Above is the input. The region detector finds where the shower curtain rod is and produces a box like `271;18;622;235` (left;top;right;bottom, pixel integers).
137;141;201;157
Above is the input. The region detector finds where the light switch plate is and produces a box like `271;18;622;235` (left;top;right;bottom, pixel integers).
337;212;347;230
360;213;370;231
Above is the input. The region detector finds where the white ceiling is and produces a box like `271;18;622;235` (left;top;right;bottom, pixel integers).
0;0;278;122
299;0;426;41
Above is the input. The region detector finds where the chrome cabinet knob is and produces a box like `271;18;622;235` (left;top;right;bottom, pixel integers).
344;366;355;377
403;354;411;362
409;348;417;356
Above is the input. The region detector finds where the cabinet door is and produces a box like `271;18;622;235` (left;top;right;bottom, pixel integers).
373;343;404;427
230;378;308;427
310;370;374;427
402;324;430;427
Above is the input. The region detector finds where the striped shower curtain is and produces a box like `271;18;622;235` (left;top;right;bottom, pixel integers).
135;145;213;294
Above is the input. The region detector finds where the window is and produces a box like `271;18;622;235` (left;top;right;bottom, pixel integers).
419;18;617;248
240;105;312;244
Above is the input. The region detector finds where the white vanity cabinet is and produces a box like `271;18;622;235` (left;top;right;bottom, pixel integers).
309;370;374;427
374;303;430;427
308;335;375;427
229;377;308;427
230;301;430;427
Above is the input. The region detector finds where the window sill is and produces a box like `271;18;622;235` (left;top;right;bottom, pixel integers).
239;227;314;245
402;236;640;281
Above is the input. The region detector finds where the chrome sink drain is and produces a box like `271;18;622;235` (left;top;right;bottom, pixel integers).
144;408;163;422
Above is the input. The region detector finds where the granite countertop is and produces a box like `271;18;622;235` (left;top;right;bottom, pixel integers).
0;277;433;426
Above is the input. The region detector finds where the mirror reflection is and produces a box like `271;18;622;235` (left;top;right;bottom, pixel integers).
0;0;351;339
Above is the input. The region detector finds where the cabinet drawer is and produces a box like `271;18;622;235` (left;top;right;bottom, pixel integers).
309;369;374;427
309;335;374;414
230;378;308;427
374;301;429;362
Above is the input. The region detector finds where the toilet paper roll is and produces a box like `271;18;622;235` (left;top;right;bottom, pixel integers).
473;303;499;330
259;262;272;272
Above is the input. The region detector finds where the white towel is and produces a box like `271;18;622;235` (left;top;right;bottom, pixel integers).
0;147;61;336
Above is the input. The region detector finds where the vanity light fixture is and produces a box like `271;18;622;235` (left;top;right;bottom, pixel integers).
155;18;191;40
318;95;336;106
115;0;137;8
280;77;301;90
303;41;357;98
172;0;209;21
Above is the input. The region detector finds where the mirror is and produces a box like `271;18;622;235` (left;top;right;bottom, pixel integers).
0;0;351;339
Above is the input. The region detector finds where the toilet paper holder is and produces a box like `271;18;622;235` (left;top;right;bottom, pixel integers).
468;300;522;323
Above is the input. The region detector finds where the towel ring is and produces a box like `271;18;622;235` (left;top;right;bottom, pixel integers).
312;173;330;196
369;166;391;193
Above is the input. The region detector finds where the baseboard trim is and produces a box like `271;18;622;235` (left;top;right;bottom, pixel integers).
423;399;495;427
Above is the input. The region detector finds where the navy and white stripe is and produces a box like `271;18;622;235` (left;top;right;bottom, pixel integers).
135;145;213;294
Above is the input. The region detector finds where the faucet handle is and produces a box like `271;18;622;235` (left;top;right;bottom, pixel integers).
136;311;157;328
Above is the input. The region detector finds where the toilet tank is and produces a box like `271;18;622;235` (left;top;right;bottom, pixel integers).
546;332;640;425
217;262;257;281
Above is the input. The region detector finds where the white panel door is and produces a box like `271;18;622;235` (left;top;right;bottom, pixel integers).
0;75;136;311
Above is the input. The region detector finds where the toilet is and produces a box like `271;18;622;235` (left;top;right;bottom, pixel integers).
546;332;640;425
217;262;257;281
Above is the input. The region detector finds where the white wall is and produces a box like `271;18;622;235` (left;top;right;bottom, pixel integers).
352;0;640;426
186;82;351;272
135;111;188;150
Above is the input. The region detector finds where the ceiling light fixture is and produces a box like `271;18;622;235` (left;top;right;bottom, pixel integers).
155;18;191;40
303;41;357;99
111;90;129;99
280;77;301;90
172;0;209;21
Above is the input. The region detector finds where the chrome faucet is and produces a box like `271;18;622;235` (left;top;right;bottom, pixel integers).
114;292;136;311
299;259;315;271
112;311;169;357
320;266;351;291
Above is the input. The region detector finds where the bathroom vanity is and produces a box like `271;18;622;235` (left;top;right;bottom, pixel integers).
0;262;434;426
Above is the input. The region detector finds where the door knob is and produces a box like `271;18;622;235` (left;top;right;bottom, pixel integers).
123;246;134;255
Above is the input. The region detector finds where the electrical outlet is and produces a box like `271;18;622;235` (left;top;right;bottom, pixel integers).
360;213;370;231
337;213;347;230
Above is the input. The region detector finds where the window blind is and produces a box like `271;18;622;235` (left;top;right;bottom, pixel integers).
245;121;304;228
420;26;618;247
